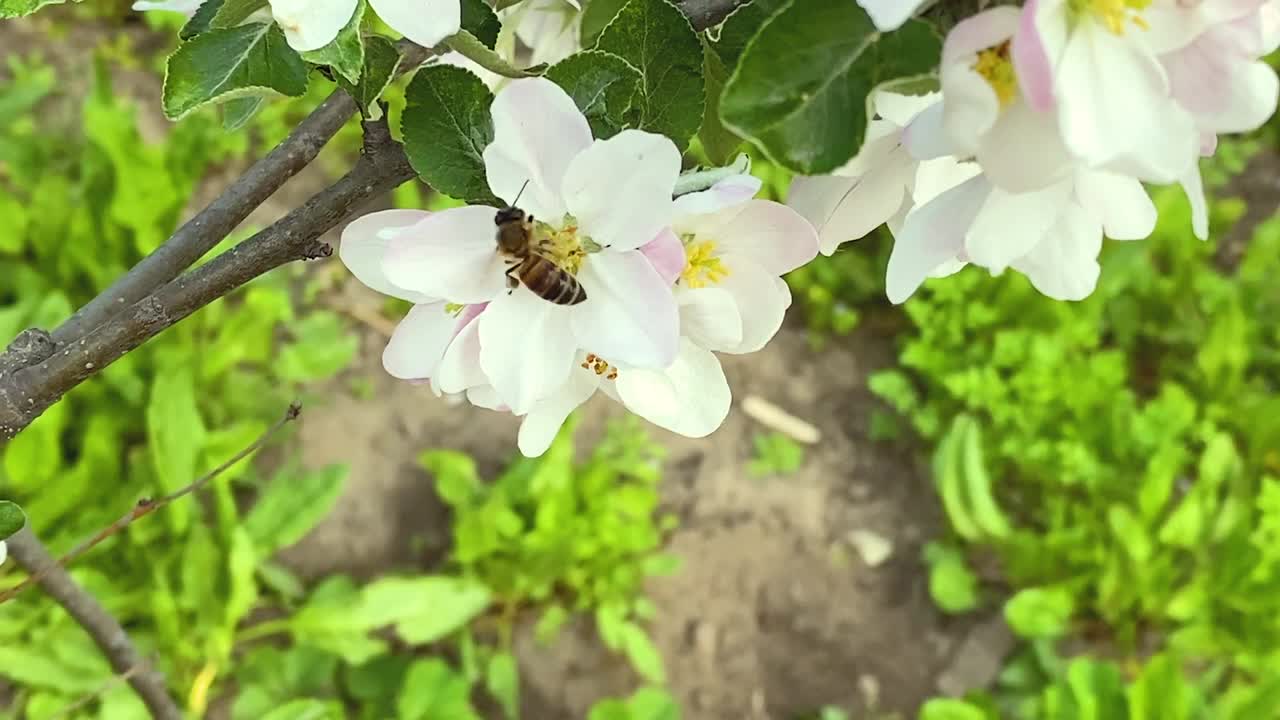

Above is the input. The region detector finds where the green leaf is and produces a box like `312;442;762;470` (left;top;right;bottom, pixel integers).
421;450;481;505
0;0;76;19
596;0;705;150
918;698;988;720
485;652;520;720
1004;587;1074;639
581;0;627;46
278;312;359;381
401;64;496;203
147;369;208;534
0;501;26;540
924;542;979;614
619;621;665;684
444;30;542;78
211;0;268;28
721;0;941;173
545;50;642;139
708;0;788;68
244;465;347;556
698;39;741;164
959;419;1012;539
338;35;402;119
300;0;366;85
461;0;502;48
1127;654;1200;720
222;96;264;130
163;23;310;120
383;577;493;644
260;699;336;720
181;0;224;39
397;659;480;720
933;418;981;541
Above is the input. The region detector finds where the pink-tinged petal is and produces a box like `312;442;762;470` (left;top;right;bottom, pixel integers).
1180;164;1210;241
1074;170;1156;240
370;0;461;48
874;91;943;128
340;209;438;303
966;180;1071;272
383;302;459;381
484;78;593;220
714;254;792;354
383;205;507;303
640;228;687;286
479;288;576;414
572;250;679;368
1263;0;1280;54
903;100;958;160
788;147;914;256
1201;131;1219;157
563;130;680;251
1011;203;1102;300
944;6;1021;63
714;200;818;276
974;101;1072;192
887;174;990;303
517;368;599;457
616;339;731;438
271;0;357;51
1012;0;1058;112
1057;24;1198;182
1205;61;1279;134
677;287;743;352
673;174;762;219
435;312;488;394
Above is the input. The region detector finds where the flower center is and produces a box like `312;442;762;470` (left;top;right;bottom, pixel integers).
972;41;1017;108
680;236;729;289
444;302;465;315
1070;0;1151;34
581;353;619;380
533;215;594;275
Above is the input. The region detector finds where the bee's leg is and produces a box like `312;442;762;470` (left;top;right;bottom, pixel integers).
504;262;520;294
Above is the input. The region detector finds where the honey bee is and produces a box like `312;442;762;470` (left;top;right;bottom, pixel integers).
495;184;587;306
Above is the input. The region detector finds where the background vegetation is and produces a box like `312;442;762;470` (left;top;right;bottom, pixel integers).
1;6;1279;720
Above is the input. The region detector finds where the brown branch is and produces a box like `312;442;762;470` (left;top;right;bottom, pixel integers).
2;531;182;720
0;117;414;440
0;403;302;604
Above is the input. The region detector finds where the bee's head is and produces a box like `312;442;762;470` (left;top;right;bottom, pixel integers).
494;206;527;226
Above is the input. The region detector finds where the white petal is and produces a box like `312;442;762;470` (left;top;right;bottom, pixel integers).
1011;203;1103;300
518;368;599;457
562;130;681;251
1074;170;1156;240
1056;22;1197;182
616;340;731;438
640;228;687;285
370;0;462;49
340;210;438;303
911;155;984;205
383;302;460;381
479;288;577;415
673;174;762;219
887;174;991;303
904;99;958;160
270;0;357;52
383;205;507;303
1180;163;1210;241
788;147;914;256
467;385;507;411
572;250;679;369
0;540;6;567
484;78;593;220
713;200;818;276
677;287;743;352
435;312;488;393
132;0;201;13
714;254;792;354
857;0;928;30
874;90;943;127
974;101;1073;192
966;180;1071;272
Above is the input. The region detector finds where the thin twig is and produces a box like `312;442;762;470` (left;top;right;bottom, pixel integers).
0;403;301;605
48;659;156;720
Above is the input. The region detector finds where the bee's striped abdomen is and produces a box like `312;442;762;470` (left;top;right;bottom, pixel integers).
518;254;587;306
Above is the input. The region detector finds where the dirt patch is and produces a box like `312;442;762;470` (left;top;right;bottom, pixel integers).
285;282;1008;719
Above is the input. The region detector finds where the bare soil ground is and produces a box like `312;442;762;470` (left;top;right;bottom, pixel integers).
283;282;1013;720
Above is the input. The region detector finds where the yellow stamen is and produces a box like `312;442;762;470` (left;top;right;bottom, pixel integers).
1072;0;1151;34
444;302;465;315
533;215;589;274
972;41;1017;109
581;353;619;380
680;238;729;289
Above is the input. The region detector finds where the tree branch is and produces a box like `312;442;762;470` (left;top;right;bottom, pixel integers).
3;530;182;720
0;118;414;440
0;403;302;604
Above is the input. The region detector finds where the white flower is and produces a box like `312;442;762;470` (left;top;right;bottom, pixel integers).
504;0;584;66
131;0;202;15
858;0;931;31
1013;0;1200;182
0;540;7;567
268;0;460;52
342;78;681;419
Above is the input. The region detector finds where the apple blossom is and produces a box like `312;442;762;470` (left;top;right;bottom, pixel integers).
268;0;461;52
858;0;931;31
503;0;585;66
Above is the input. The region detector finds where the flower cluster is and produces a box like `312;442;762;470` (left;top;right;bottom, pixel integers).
340;79;817;455
795;0;1280;303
